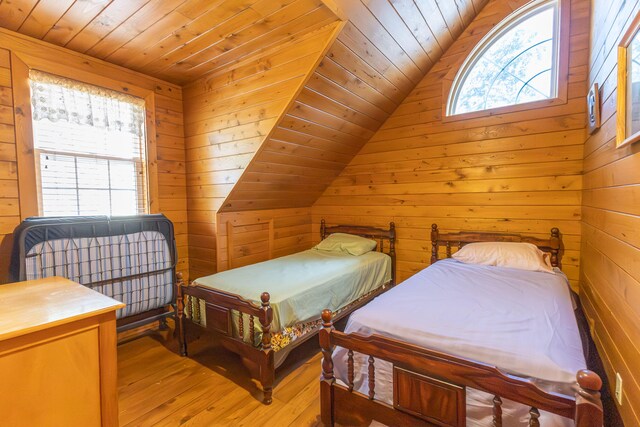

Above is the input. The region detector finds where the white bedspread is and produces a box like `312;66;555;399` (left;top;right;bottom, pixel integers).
334;259;585;426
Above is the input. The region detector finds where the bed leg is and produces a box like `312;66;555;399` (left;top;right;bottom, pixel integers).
175;272;188;357
260;356;275;405
319;309;336;426
159;316;169;331
259;292;274;404
575;370;603;427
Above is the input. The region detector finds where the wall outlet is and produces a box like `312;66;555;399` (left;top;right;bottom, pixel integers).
615;373;623;405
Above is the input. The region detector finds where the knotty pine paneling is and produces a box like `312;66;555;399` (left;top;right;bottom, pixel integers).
581;0;640;424
0;0;340;85
220;0;489;213
312;0;590;289
212;1;489;277
0;30;188;283
184;23;341;280
216;208;313;272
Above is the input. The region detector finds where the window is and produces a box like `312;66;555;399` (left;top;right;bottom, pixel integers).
30;71;148;216
448;0;560;116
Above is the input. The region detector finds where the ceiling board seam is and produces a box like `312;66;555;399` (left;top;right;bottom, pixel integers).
117;0;231;70
363;0;434;71
333;33;408;94
284;110;371;142
301;85;383;127
16;1;70;38
346;1;420;85
55;0;116;47
66;0;151;53
319;54;398;107
309;72;388;121
90;0;191;59
288;99;378;135
15;0;41;32
137;2;266;75
163;2;335;80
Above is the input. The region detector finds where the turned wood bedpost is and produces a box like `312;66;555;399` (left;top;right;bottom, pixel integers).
321;219;327;240
574;370;603;427
389;222;396;285
431;224;439;264
259;292;274;404
175;272;187;357
320;309;336;426
550;227;561;268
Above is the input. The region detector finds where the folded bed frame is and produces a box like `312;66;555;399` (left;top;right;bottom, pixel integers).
10;215;177;332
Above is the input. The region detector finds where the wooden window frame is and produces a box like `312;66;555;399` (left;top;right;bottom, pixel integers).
11;52;159;220
616;11;640;148
441;0;571;123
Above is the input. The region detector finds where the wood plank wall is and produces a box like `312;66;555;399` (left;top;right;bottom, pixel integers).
220;0;488;213
581;0;640;424
312;0;590;289
0;31;187;283
216;208;312;272
213;1;487;275
184;23;341;280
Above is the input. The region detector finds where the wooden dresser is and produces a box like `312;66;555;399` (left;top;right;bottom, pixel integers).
0;277;124;427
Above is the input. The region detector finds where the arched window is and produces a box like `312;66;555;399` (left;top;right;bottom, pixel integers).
447;0;561;116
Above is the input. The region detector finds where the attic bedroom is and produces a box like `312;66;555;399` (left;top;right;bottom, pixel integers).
0;0;636;426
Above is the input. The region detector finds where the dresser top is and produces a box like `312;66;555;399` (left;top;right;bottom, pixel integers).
0;276;125;341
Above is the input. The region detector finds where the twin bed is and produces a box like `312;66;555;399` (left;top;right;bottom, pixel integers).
176;221;603;427
176;220;396;404
320;225;603;427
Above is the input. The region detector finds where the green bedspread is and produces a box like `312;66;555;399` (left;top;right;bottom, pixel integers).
193;249;392;335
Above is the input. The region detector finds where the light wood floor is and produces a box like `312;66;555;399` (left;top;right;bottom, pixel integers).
117;330;323;427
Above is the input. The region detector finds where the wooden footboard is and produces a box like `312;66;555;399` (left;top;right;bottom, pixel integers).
319;310;603;427
175;273;393;405
175;272;276;403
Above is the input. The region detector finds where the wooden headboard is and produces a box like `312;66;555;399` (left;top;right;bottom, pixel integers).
320;219;396;284
430;224;563;268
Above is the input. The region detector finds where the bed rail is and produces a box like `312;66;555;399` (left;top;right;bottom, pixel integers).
319;309;603;427
176;272;272;355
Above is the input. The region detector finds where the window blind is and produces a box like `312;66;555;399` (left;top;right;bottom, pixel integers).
29;70;148;217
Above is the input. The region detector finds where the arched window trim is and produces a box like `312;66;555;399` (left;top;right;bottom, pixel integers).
442;0;570;122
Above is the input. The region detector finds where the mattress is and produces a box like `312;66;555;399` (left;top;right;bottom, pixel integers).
194;249;392;337
333;258;585;427
24;230;173;319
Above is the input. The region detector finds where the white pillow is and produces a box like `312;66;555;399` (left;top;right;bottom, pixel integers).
315;233;377;256
452;242;554;273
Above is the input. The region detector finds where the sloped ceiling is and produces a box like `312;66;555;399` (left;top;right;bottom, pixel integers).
219;0;489;212
0;0;339;84
0;0;489;217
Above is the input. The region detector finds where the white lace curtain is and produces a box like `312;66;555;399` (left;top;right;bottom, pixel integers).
29;70;146;135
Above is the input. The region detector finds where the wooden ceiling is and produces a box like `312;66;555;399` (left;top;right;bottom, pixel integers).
0;0;490;214
220;0;489;211
0;0;340;84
